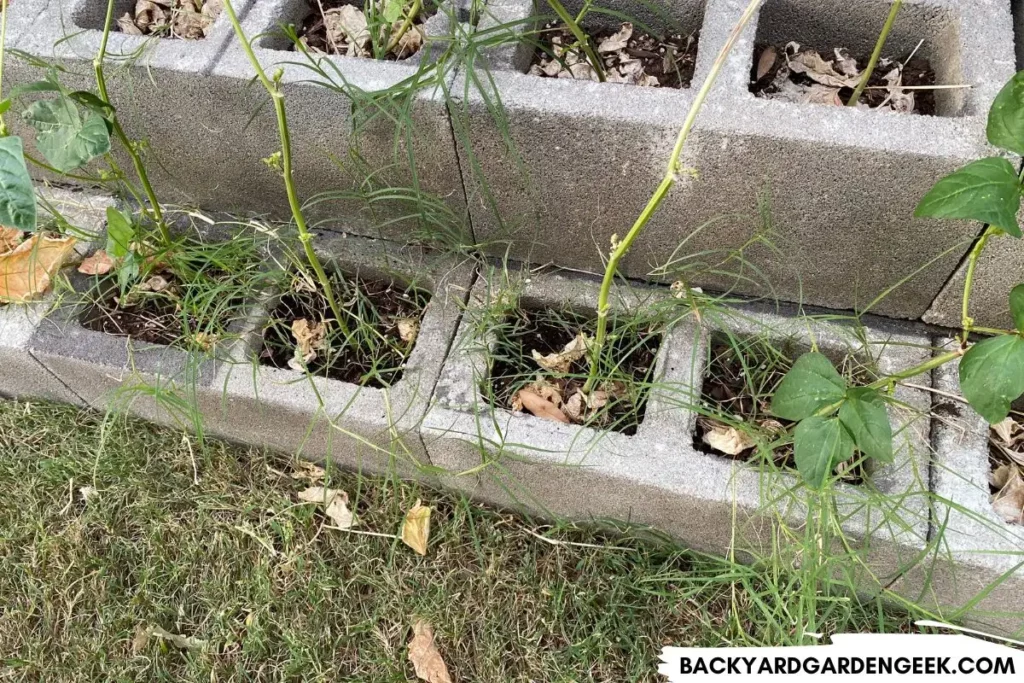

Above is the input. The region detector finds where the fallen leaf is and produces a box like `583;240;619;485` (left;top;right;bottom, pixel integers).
78;250;115;275
0;226;23;253
786;47;860;89
291;460;326;483
993;417;1018;446
832;48;859;77
993;465;1024;525
298;486;354;529
598;22;632;53
394;24;424;59
408;619;452;683
0;234;77;303
755;45;777;81
191;331;218;352
702;421;756;456
148;624;205;650
325;5;371;56
532;331;592;374
78;486;97;501
289;318;328;370
515;386;570;423
134;0;169;33
401;499;431;555
563;390;585;422
396;317;420;344
118;12;144;34
131;624;150;653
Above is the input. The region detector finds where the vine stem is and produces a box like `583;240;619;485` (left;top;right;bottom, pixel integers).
846;0;903;107
222;0;348;334
0;0;9;135
546;0;605;82
96;0;171;245
583;0;763;392
384;0;422;56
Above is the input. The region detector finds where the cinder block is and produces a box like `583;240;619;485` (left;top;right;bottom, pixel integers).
924;239;1024;331
206;0;470;242
455;0;1014;319
920;346;1024;636
205;232;476;479
422;268;933;580
0;186;114;405
7;0;258;204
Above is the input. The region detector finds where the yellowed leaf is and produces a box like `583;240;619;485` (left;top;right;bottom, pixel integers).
0;234;77;303
702;422;756;456
297;486;354;529
396;317;420;344
408;619;452;683
0;226;23;253
515;386;570;423
78;249;115;275
288;318;328;370
291;460;326;483
401;499;431;555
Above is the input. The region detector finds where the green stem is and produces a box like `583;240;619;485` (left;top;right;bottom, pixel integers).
546;0;605;83
384;0;421;56
95;0;170;245
223;0;348;335
584;0;764;392
959;225;999;343
865;349;963;391
846;0;903;107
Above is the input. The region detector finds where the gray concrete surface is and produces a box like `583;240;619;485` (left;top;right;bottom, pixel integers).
203;232;476;479
454;0;1015;320
421;266;933;582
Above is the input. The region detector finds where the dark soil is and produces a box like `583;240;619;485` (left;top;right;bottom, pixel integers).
80;274;202;346
531;22;699;89
295;0;435;59
749;43;936;116
260;273;429;388
696;338;868;483
488;308;660;435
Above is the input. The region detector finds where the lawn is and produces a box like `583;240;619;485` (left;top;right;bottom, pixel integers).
0;400;920;682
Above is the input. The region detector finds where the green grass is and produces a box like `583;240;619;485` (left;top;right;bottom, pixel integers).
0;400;923;682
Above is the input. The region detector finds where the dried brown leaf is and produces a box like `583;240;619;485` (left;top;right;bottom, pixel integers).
598;22;632;53
786;48;859;89
291;460;326;483
993;466;1024;525
148;624;205;650
297;486;354;529
515;386;570;423
401;499;431;555
755;45;777;81
396;317;420;344
77;249;115;275
702;421;756;456
532;331;591;374
408;619;452;683
118;12;144;34
0;226;23;253
0;234;77;303
289;318;328;370
394;24;424;59
325;5;371;56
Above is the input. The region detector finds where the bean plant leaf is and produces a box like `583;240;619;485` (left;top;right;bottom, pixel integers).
988;72;1024;156
914;157;1022;238
959;334;1024;424
22;97;111;172
770;352;847;421
0;137;36;234
794;416;854;489
105;206;135;259
1010;284;1024;335
838;388;893;463
382;0;404;23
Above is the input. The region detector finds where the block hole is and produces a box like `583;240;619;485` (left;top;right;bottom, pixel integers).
74;0;221;40
748;0;965;117
482;304;661;435
1013;0;1024;71
693;330;882;484
521;0;706;89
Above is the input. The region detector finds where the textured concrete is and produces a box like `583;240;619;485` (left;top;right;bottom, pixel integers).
422;267;933;580
201;232;475;479
207;0;470;243
919;346;1024;636
0;186;114;404
455;0;1015;319
7;0;258;202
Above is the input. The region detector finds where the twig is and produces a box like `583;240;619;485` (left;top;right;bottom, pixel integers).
183;434;199;485
523;527;636;551
324;525;400;539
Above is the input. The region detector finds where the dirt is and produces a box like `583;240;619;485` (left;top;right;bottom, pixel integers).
115;0;222;40
488;308;660;435
295;0;434;60
530;22;698;89
750;43;936;116
695;338;867;483
79;273;204;347
260;273;429;388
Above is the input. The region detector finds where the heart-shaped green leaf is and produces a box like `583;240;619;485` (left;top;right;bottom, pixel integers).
988;72;1024;156
959;334;1024;424
794;416;855;489
22;97;111;173
0;136;37;234
838;388;893;463
915;157;1022;237
771;352;847;421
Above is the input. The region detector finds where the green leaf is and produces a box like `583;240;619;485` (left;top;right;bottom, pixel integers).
770;352;847;421
105;206;135;259
0;137;37;233
22;97;111;173
838;388;893;463
382;0;404;23
8;80;62;99
914;157;1022;237
0;99;12;117
959;334;1024;424
1010;284;1024;335
988;72;1024;155
794;416;855;489
68;91;115;118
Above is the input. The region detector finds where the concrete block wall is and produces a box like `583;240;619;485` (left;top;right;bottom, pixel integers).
421;267;934;580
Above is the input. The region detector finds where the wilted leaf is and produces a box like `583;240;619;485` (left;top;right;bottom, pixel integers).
139;274;169;292
297;486;354;529
291;460;326;483
515;386;570;423
148;625;206;650
77;249;115;275
131;624;150;653
117;12;144;34
396;316;420;344
992;465;1024;524
0;226;22;253
598;22;632;53
394;24;424;59
401;499;431;555
532;331;591;374
786;48;860;89
0;233;77;303
78;485;97;501
755;45;777;80
702;421;756;456
288;318;327;370
325;5;370;56
408;619;452;683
